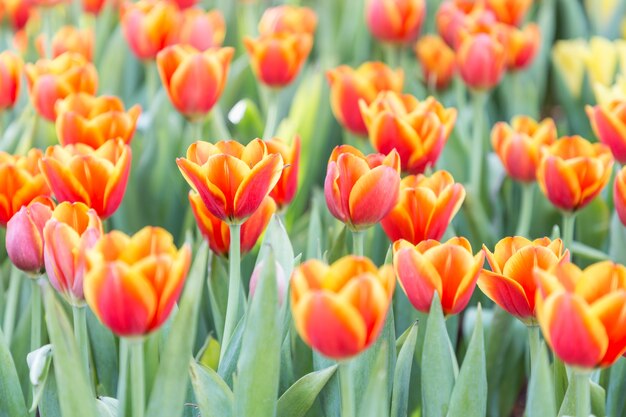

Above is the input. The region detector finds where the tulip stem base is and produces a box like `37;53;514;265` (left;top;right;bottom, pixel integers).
130;339;145;417
2;267;21;346
515;183;534;237
72;305;90;390
352;231;365;257
469;91;488;195
339;360;355;417
117;339;130;417
527;325;540;374
31;279;41;351
221;223;242;360
573;368;591;417
562;212;576;253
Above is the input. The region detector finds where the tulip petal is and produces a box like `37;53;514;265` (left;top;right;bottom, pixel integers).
394;247;442;312
348;165;400;228
477;270;533;318
234;153;283;221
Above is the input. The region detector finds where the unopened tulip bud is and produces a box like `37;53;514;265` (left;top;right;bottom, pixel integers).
6;202;54;274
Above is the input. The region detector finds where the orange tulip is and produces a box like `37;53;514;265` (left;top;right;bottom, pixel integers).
189;192;276;257
614;166;626;226
266;136;300;210
6;201;54;274
360;92;457;174
536;136;613;212
0;51;23;111
258;5;317;36
587;100;626;164
39;139;132;218
486;0;532;26
457;27;507;90
0;149;52;226
177;139;284;225
43;202;103;305
84;226;191;336
381;170;465;244
499;23;540;70
491;116;557;182
436;0;496;48
120;0;180;60
82;0;116;15
479;237;568;324
25;52;98;121
366;0;426;43
36;26;94;61
415;35;456;90
393;237;484;315
326;62;404;136
324;145;401;231
157;44;233;121
291;256;395;359
535;261;626;368
244;32;313;87
173;8;226;51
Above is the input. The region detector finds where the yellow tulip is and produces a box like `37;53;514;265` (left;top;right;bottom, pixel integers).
552;39;589;98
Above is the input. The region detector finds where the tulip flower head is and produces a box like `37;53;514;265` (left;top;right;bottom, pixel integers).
169;0;197;9
36;26;94;61
0;51;23;111
174;8;226;51
551;39;590;99
258;5;317;36
456;26;507;90
595;75;626;106
366;0;426;44
499;23;540;71
266;136;300;211
415;35;456;90
6;202;54;274
82;0;116;15
486;0;532;26
121;0;181;60
4;0;33;30
291;256;395;359
613;166;626;226
436;0;496;48
587;100;626;164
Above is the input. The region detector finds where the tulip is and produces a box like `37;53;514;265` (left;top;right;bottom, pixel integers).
55;93;142;147
393;237;484;315
436;0;496;48
486;0;532;26
39;139;132;218
25;52;98;121
366;0;426;44
324;145;401;231
585;0;621;31
326;62;404;136
43;202;103;305
0;149;52;226
415;35;456;90
6;202;54;274
587;100;626;164
534;260;626;368
381;170;465;244
173;8;226;51
258;5;317;36
491;116;557;182
613;166;626;226
169;0;197;9
266;136;300;210
4;0;33;30
536;136;613;212
188;192;276;257
82;0;114;15
551;39;589;99
291;256;395;359
177;139;284;225
500;23;540;70
360;92;457;174
594;75;626;106
478;237;568;324
84;226;191;336
36;26;94;61
244;32;313;87
457;27;507;90
584;37;618;89
0;51;23;111
157;45;234;121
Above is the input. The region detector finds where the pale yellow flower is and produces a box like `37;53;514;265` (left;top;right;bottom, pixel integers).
594;75;626;105
584;37;617;88
552;39;589;98
585;0;619;29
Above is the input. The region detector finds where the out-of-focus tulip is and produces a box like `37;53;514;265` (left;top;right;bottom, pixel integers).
0;149;52;226
177;139;284;225
266;136;300;210
552;39;589;99
584;37;618;89
415;35;456;90
291;256;395;359
585;0;620;30
25;52;98;121
249;259;287;305
5;0;33;30
39;139;132;218
157;45;233;121
84;226;191;336
486;0;532;26
0;51;23;111
500;23;540;70
121;0;180;60
55;93;141;147
457;28;507;90
173;8;225;51
43;202;102;305
587;101;626;164
244;32;313;87
613;166;626;226
188;192;276;257
82;0;114;15
491;116;557;182
36;26;94;61
324;145;401;231
536;136;613;212
535;261;626;368
436;0;496;48
326;62;403;136
595;75;626;106
393;237;484;315
360;92;457;174
479;237;568;324
366;0;425;44
381;170;465;244
169;0;197;9
258;5;317;36
6;202;54;274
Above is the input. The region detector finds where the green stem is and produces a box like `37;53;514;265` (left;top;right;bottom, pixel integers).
339;360;355;417
383;44;401;68
42;8;54;59
469;91;487;194
574;368;591;417
130;339;145;417
515;183;534;236
262;90;280;140
352;230;365;257
71;0;82;25
562;212;576;253
72;305;90;388
527;325;540;374
30;279;41;351
144;62;158;105
210;105;231;141
221;223;241;359
2;267;21;346
570;241;610;261
117;339;130;417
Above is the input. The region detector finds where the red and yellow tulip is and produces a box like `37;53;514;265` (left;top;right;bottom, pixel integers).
613;166;626;226
500;23;540;70
6;201;54;274
174;8;226;51
366;0;426;44
0;51;23;111
457;27;507;90
587;100;626;164
36;26;94;61
436;0;496;48
266;136;300;211
258;5;317;36
486;0;532;26
120;0;180;60
415;35;456;90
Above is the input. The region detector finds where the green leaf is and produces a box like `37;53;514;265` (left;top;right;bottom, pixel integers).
607;358;626;417
312;352;341;417
87;309;118;396
359;343;390;417
526;342;555;417
217;317;245;387
196;335;220;371
553;358;568;410
390;323;418;417
145;243;209;417
306;198;323;260
326;226;348;264
189;361;233;417
276;365;337;417
257;216;295;280
609;212;626;264
485;306;515;417
96;397;118;417
0;328;28;417
228;98;264;139
207;253;229;343
557;375;605;417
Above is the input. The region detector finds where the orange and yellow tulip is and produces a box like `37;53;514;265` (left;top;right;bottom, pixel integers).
486;0;532;26
613;166;626;226
244;32;313;87
324;145;401;231
177;139;284;225
39;139;132;218
6;201;54;274
84;226;191;336
393;237;484;315
0;149;52;226
436;0;496;48
0;51;23;111
500;23;540;70
25;52;98;121
43;202;102;305
535;260;626;368
326;62;404;136
479;237;568;324
536;136;613;212
381;170;465;244
366;0;426;44
457;28;507;90
36;26;94;61
491;116;557;182
258;5;317;36
587;100;626;164
360;92;457;174
55;93;141;148
82;0;114;15
291;256;395;359
173;8;226;51
266;136;300;210
415;35;456;90
189;191;276;257
157;44;233;121
120;0;180;60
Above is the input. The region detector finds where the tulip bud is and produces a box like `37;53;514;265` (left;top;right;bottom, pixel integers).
415;35;456;90
0;51;23;111
36;26;94;61
500;23;540;71
121;0;181;60
6;202;54;274
457;29;506;90
366;0;426;44
436;0;496;48
552;39;589;99
486;0;532;26
5;0;33;30
249;259;287;306
173;8;226;51
258;5;317;36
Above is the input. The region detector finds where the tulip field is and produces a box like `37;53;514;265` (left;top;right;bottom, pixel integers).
3;0;626;416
